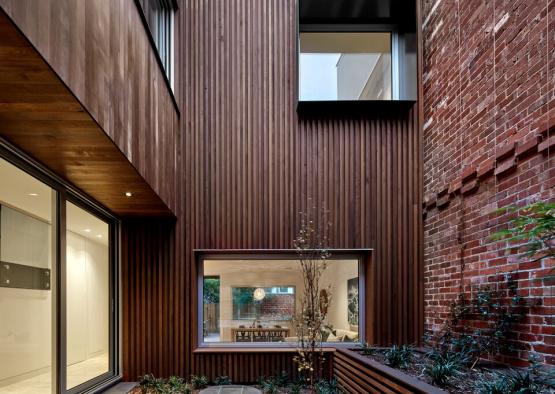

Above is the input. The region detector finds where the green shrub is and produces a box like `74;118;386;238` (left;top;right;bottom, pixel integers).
258;376;279;394
139;374;166;394
478;361;555;394
166;376;191;394
360;342;377;356
138;374;191;394
315;378;340;394
214;375;232;385
190;375;209;390
288;381;303;394
385;344;414;369
274;371;289;387
424;349;468;387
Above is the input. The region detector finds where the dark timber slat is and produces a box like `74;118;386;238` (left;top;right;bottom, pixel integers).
333;349;446;394
0;8;172;216
177;0;423;381
2;0;424;384
0;0;179;215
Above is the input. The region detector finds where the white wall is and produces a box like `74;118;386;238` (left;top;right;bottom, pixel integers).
0;210;108;385
0;207;52;383
66;231;109;366
321;260;359;333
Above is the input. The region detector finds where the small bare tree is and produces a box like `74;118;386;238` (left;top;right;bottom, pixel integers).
293;208;332;388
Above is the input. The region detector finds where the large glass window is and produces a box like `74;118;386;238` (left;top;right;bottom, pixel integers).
0;158;55;393
201;257;361;345
299;32;392;101
66;202;110;389
0;151;117;394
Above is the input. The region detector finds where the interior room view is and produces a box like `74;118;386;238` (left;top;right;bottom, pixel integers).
0;158;110;394
202;258;360;344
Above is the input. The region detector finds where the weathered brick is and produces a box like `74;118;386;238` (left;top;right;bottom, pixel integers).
422;0;554;366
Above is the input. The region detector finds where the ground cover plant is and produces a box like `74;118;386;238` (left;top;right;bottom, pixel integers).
258;372;340;394
352;200;555;393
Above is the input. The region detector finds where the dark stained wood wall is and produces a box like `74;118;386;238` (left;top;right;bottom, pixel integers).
0;10;171;216
121;219;180;380
0;0;180;214
2;0;423;383
147;0;420;382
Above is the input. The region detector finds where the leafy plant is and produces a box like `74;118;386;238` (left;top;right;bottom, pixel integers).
478;360;555;394
384;344;414;369
288;381;303;394
138;375;191;394
258;376;280;394
203;277;220;304
214;375;232;385
424;348;470;387
315;378;340;394
139;374;166;394
360;342;377;356
166;376;191;394
428;273;528;369
491;202;555;262
274;371;289;387
190;374;208;390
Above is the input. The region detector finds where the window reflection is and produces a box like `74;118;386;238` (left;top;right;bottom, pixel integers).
66;202;109;389
202;258;360;344
0;158;54;394
299;32;392;101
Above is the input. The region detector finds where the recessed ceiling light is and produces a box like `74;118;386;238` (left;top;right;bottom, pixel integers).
125;192;133;197
28;193;38;197
84;229;91;233
96;234;103;238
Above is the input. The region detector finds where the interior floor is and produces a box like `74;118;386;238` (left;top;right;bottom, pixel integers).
204;333;221;343
0;354;108;394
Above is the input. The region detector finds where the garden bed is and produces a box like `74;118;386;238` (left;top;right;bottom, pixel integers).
342;346;555;394
334;348;445;394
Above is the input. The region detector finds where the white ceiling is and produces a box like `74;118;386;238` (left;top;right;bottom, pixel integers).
0;158;109;246
204;259;357;275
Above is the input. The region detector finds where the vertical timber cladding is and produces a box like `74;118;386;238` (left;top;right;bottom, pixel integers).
177;0;423;380
0;0;180;214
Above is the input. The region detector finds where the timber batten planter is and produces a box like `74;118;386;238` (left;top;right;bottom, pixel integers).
333;349;446;394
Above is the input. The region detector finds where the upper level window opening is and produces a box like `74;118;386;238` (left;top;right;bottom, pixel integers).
297;0;417;108
140;0;176;88
299;32;392;102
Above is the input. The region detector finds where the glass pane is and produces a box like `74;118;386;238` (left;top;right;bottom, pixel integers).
299;32;392;101
202;259;360;343
0;158;54;394
66;202;109;389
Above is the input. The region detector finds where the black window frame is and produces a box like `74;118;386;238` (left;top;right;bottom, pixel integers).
0;137;121;394
296;0;417;115
196;249;369;349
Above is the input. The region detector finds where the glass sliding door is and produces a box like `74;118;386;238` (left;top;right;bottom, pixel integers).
66;202;110;390
0;141;119;394
0;157;56;394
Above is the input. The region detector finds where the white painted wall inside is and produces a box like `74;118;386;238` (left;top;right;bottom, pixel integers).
0;209;108;384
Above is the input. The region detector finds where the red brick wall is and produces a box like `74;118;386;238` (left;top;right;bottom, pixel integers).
260;294;295;320
422;0;555;365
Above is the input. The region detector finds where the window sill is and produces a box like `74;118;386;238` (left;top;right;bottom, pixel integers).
193;345;339;354
296;99;416;117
